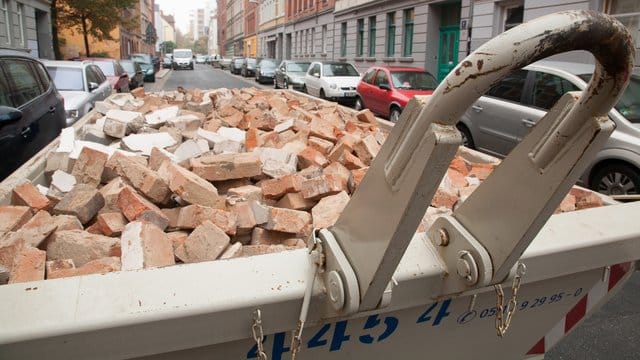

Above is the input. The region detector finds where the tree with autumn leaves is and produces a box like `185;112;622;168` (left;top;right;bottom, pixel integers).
51;0;138;58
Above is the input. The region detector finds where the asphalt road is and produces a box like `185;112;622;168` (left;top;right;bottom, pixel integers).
147;63;273;92
147;63;639;359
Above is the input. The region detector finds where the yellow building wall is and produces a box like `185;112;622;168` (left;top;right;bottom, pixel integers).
59;28;123;59
244;35;257;57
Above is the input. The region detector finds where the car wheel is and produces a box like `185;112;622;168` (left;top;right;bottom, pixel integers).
302;84;307;93
389;107;401;122
590;163;640;196
319;89;327;100
456;124;475;149
274;78;279;89
354;97;364;111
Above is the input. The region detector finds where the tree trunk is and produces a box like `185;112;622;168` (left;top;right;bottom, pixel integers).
50;0;62;59
81;15;90;57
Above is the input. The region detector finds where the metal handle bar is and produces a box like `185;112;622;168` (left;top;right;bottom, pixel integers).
329;10;634;312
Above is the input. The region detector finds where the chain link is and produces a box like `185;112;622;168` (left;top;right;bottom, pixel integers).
494;263;526;337
251;309;268;360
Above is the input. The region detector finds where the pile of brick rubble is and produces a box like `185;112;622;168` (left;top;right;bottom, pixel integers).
0;87;604;284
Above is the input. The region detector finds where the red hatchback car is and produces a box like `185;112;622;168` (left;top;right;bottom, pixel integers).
81;57;130;93
355;66;438;122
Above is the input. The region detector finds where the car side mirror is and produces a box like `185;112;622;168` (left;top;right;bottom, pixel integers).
0;106;23;123
313;73;320;78
379;84;390;91
88;82;99;91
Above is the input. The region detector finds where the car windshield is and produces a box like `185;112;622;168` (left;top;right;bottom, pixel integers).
259;60;276;69
120;61;135;73
132;55;151;64
247;59;257;66
322;63;359;77
47;67;84;91
137;62;153;70
174;51;191;58
390;71;438;90
287;62;310;72
579;74;640;123
235;58;246;64
92;61;114;76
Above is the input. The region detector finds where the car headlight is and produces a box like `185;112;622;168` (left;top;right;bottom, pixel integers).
329;83;337;89
66;109;79;119
146;69;154;74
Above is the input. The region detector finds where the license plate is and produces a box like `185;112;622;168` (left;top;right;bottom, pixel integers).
344;91;356;97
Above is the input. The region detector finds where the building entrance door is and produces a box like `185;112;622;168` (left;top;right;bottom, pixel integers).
437;25;459;81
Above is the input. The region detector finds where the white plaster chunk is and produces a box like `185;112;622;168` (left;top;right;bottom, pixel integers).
217;127;246;143
106;109;143;124
257;147;298;178
121;132;177;155
51;170;77;193
120;222;144;271
57;127;75;153
173;139;209;162
145;106;180;126
274;119;294;133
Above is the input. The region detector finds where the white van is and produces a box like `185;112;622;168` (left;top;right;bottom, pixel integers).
172;49;194;70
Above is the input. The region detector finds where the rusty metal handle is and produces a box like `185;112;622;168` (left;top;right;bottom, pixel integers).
429;10;633;126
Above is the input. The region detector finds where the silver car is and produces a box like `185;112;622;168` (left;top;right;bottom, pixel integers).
44;60;112;126
458;60;640;197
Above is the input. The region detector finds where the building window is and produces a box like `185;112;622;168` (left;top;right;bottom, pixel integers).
368;16;376;57
403;8;414;56
17;3;24;46
340;22;347;57
1;0;9;44
311;27;315;54
606;0;640;46
356;18;364;57
321;25;327;53
386;12;396;57
503;4;524;31
305;29;309;54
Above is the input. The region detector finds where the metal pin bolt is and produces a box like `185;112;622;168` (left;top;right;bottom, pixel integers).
436;228;450;246
456;250;479;285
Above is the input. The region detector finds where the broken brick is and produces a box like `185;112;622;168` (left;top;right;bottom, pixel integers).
117;186;169;230
121;221;175;270
53;184;105;224
311;191;350;229
158;161;225;209
8;246;46;284
96;212;127;237
191;152;262;181
176;205;238;235
71;146;109;187
12;181;50;210
0;206;33;233
261;206;311;234
46;230;120;267
181;221;230;263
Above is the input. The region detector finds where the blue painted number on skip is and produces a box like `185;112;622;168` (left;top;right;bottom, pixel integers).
416;299;451;326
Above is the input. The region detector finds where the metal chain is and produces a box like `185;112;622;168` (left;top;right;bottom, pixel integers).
290;230;324;359
251;309;268;360
494;263;526;337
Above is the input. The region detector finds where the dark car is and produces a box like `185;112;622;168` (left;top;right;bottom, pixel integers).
274;60;311;90
82;57;130;93
241;58;257;77
255;58;277;84
0;49;66;180
162;54;173;69
119;60;144;89
230;57;245;75
131;54;155;82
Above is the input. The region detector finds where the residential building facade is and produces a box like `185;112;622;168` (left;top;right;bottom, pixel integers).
257;0;285;59
59;0;155;59
243;0;258;57
285;0;337;62
217;0;227;56
0;0;53;59
225;0;244;55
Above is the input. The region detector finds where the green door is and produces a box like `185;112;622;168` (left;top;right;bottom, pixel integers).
437;25;460;82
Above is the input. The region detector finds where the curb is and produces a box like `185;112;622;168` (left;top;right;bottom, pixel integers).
156;69;170;79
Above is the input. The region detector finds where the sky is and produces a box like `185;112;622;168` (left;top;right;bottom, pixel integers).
155;0;213;33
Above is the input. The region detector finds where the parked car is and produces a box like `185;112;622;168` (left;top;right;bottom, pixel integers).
230;57;245;74
458;60;640;196
119;59;145;89
162;54;173;69
82;58;130;93
173;49;194;70
131;53;152;65
303;61;360;103
196;55;207;64
255;58;277;84
44;60;113;126
355;66;438;122
219;57;232;70
0;49;65;180
274;60;311;90
241;58;257;77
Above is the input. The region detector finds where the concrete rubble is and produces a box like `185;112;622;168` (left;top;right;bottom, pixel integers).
0;87;605;285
